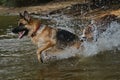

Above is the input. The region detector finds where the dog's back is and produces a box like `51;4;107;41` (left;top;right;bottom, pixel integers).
56;29;79;49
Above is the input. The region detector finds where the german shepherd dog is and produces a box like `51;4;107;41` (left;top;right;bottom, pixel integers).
12;11;82;63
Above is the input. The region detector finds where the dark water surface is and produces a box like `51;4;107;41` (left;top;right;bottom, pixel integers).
0;15;120;80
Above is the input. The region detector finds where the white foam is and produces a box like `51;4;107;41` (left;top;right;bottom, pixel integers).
80;21;120;57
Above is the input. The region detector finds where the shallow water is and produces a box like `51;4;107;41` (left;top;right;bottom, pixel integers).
0;15;120;80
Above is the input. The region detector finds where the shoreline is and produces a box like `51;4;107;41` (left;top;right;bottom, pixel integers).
0;1;119;20
0;1;83;15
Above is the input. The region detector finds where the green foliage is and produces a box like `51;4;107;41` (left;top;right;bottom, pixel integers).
0;0;53;7
2;0;16;7
0;1;1;4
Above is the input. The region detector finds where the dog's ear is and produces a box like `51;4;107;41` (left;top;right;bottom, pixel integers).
19;13;24;18
24;11;31;22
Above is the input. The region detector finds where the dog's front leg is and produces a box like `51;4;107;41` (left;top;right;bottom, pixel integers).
37;41;55;63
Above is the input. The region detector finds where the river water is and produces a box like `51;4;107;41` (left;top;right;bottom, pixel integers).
0;15;120;80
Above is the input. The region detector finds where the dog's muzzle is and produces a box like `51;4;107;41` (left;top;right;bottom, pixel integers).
12;26;29;39
80;36;87;42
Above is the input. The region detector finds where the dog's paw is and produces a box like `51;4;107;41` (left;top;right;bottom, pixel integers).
40;53;49;63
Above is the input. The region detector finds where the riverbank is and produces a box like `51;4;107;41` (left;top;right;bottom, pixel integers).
0;0;120;20
0;0;84;15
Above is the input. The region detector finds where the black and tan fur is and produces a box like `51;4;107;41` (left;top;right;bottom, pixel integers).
12;11;82;62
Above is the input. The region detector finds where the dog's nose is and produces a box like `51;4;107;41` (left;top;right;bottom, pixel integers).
82;37;86;39
12;27;18;33
80;37;86;41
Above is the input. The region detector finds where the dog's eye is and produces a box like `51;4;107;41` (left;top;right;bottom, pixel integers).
19;23;24;26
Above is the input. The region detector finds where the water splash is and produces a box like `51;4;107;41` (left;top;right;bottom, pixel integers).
44;21;120;61
80;21;120;57
34;14;83;33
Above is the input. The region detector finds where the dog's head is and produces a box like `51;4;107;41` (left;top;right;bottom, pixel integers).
12;11;32;39
81;25;94;41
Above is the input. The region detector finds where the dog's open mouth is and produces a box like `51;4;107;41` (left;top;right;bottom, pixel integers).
18;31;25;39
12;27;29;39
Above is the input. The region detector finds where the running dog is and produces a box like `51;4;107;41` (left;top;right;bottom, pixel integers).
12;11;82;63
81;14;118;42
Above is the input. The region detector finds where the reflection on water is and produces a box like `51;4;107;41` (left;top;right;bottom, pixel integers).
0;15;120;80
